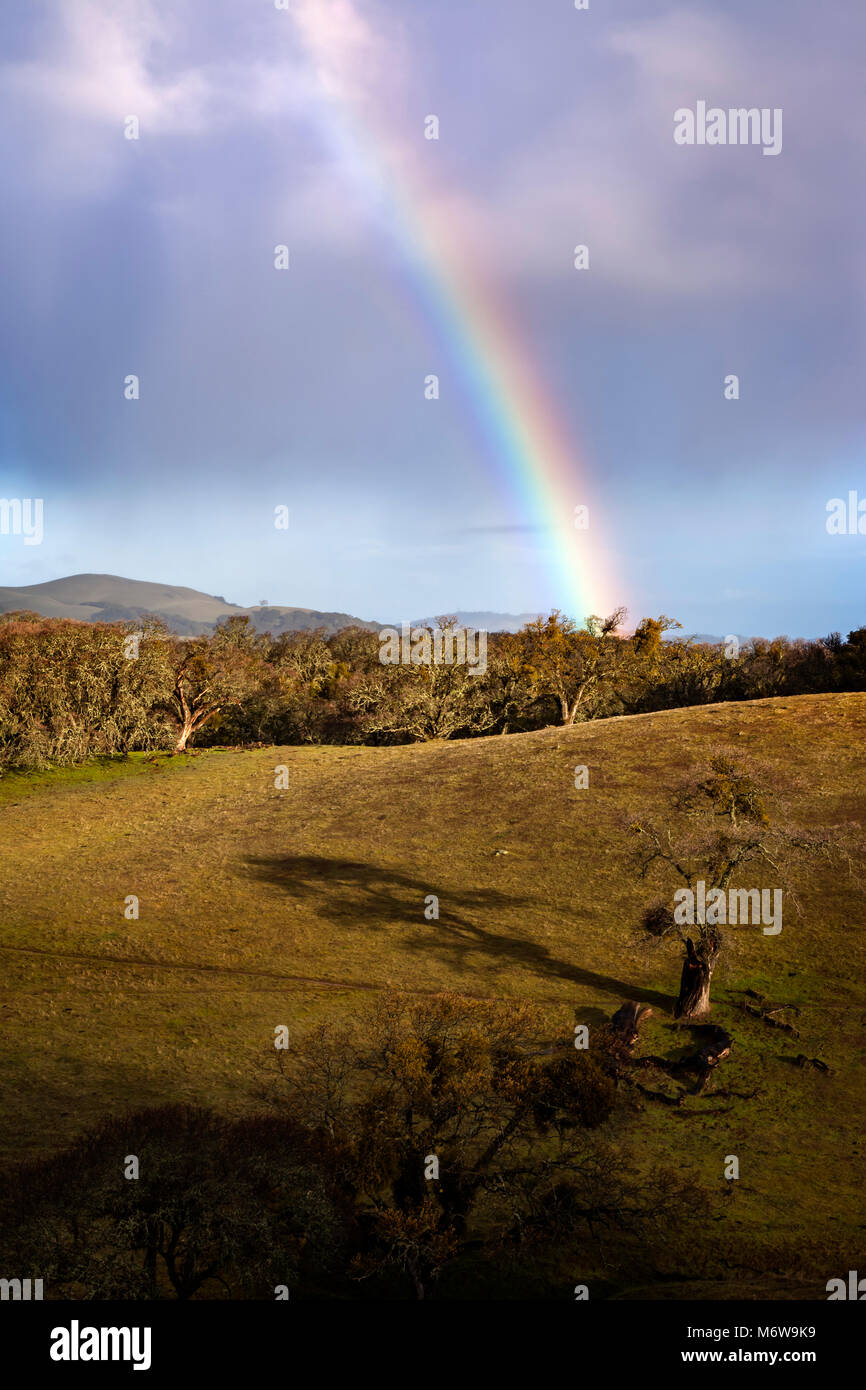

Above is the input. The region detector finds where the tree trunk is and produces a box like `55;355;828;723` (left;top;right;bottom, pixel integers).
561;689;586;726
174;675;195;752
173;702;219;752
175;716;195;752
692;1025;732;1092
674;933;721;1020
610;1001;654;1048
143;1243;157;1297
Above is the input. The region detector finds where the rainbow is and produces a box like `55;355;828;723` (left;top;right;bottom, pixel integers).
290;0;618;621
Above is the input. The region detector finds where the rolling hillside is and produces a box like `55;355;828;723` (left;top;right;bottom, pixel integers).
1;693;864;1294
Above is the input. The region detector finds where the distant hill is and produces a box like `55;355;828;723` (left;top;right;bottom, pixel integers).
0;581;778;643
672;633;755;646
0;574;380;637
0;577;549;637
411;611;541;633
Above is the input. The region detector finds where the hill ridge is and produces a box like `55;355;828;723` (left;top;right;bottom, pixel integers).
0;572;380;636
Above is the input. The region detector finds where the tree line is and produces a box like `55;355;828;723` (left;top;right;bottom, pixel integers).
1;606;864;769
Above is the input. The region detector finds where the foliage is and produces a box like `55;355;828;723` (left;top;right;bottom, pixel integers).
0;1106;348;1300
1;608;865;768
0;999;711;1300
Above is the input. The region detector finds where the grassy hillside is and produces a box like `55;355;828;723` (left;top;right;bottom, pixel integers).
1;693;864;1294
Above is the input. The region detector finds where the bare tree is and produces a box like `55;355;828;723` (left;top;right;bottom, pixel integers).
630;753;851;1019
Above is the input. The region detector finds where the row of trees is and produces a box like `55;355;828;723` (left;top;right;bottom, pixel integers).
1;607;864;768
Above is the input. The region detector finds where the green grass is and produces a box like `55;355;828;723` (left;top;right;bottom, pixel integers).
0;750;195;806
1;693;864;1292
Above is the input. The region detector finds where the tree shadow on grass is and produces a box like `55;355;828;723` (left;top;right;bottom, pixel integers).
0;1055;204;1166
243;853;672;1008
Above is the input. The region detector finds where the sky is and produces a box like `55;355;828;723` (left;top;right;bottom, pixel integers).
0;0;864;635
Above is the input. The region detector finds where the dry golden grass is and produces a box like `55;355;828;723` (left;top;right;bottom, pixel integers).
1;692;864;1267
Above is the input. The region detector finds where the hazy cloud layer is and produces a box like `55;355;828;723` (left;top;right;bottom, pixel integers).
0;0;863;633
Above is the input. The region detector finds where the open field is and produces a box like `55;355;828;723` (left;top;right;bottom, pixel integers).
1;692;865;1293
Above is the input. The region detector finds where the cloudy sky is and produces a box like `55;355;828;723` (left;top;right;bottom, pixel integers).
0;0;863;634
